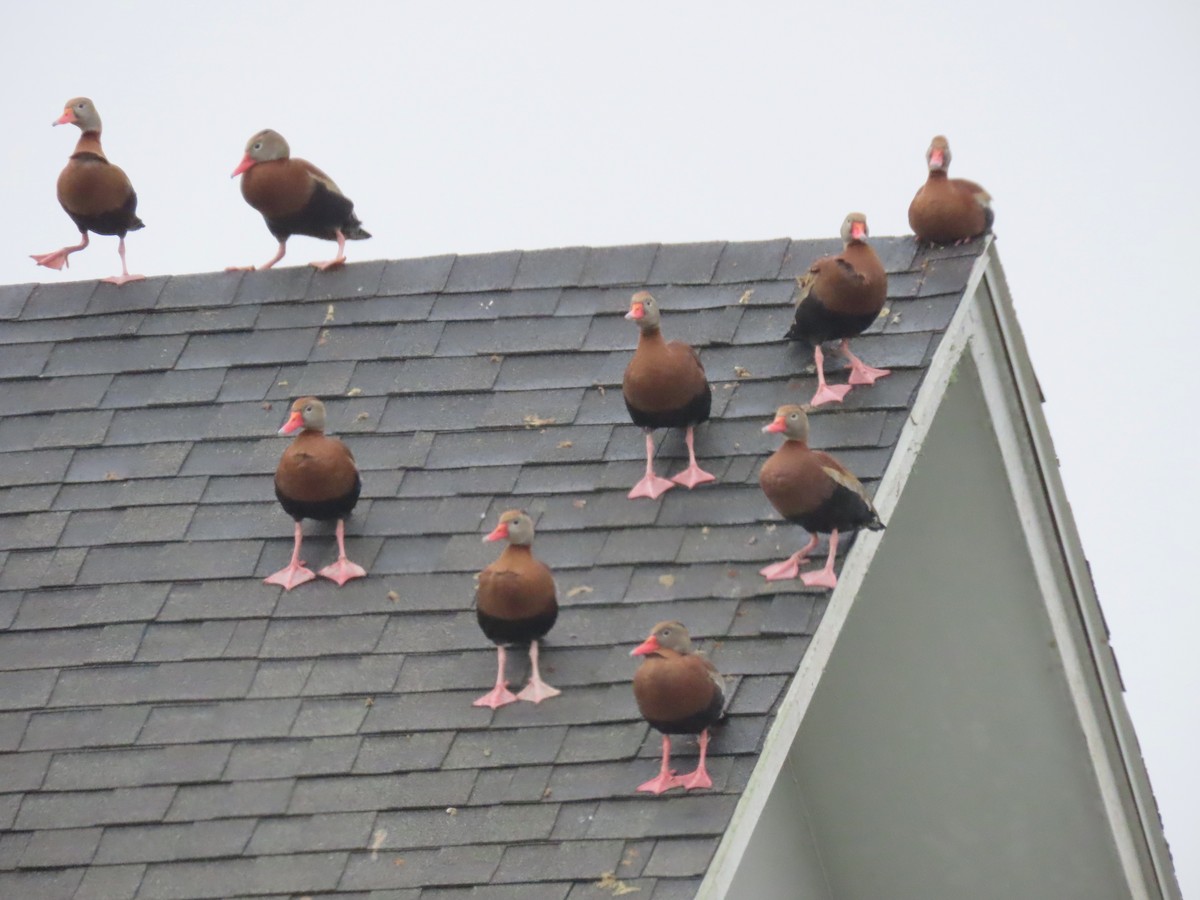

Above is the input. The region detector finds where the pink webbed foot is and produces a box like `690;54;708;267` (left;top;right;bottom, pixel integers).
628;473;675;500
102;273;145;286
809;382;851;406
847;363;891;386
760;556;803;581
676;764;713;791
516;677;561;704
473;683;519;709
30;250;73;271
224;265;256;273
319;556;367;586
637;770;682;795
671;463;716;489
310;256;347;272
264;561;317;591
800;567;838;589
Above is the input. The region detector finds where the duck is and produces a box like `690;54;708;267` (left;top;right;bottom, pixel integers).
785;213;889;406
229;129;370;272
758;404;884;588
631;621;726;794
31;97;145;286
266;397;365;590
474;510;560;709
908;135;993;246
622;291;716;499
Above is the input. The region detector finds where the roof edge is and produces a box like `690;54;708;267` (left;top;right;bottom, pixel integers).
699;238;1180;899
697;240;994;898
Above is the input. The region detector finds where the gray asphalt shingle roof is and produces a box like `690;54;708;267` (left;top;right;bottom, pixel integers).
0;235;986;899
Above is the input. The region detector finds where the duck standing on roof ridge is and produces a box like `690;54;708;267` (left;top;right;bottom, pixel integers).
473;510;561;709
622;291;716;500
266;397;366;590
758;404;884;588
785;213;889;407
631;621;726;794
908;135;993;246
228;129;370;272
31;97;146;286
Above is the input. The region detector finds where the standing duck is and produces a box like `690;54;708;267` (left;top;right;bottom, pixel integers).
785;213;889;406
267;397;366;590
908;135;993;246
622;291;716;499
229;129;370;272
31;97;145;285
474;510;560;709
631;621;726;795
759;405;884;588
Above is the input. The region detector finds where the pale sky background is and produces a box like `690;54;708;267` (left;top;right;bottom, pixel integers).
2;0;1196;892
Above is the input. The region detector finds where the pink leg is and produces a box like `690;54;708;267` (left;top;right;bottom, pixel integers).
676;730;714;791
760;533;819;581
101;237;145;286
30;232;89;271
474;645;519;709
264;521;317;590
310;230;347;271
516;639;561;703
637;734;682;794
226;241;286;273
628;432;676;500
809;344;851;406
671;426;717;489
800;529;840;589
318;520;367;586
841;340;890;386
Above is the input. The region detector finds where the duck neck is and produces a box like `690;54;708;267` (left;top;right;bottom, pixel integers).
73;131;105;159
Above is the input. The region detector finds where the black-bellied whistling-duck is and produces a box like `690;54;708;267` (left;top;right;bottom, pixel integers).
622;291;715;500
631;621;726;795
267;397;365;590
908;135;993;246
759;405;884;588
785;213;889;407
474;510;560;709
31;97;145;286
229;129;370;272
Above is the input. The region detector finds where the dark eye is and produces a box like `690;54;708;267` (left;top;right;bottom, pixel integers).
304;405;313;413
253;142;262;151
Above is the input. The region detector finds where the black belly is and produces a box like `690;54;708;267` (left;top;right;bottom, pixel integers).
785;296;877;347
477;606;558;647
786;482;883;534
67;194;144;238
275;474;361;523
645;688;726;736
266;182;359;241
625;384;712;430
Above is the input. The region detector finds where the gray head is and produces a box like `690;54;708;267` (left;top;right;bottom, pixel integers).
625;290;662;332
232;129;291;176
840;212;869;245
484;509;536;546
278;396;327;435
926;135;951;172
762;404;810;442
54;97;101;133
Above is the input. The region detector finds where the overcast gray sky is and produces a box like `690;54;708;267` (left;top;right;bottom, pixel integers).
3;1;1196;891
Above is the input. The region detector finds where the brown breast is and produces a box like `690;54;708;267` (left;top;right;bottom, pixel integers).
476;546;557;620
759;440;835;519
241;159;315;219
808;242;887;317
56;150;135;220
633;651;721;723
274;431;358;503
908;174;989;244
623;332;708;413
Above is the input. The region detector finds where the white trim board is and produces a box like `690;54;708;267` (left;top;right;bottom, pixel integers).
699;242;1178;899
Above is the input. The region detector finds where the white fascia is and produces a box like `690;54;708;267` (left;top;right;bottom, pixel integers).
699;240;1177;900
